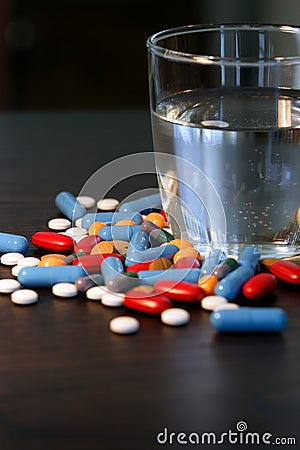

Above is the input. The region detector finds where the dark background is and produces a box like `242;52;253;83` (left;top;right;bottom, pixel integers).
0;0;299;110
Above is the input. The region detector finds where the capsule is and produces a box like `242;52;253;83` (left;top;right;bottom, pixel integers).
99;225;140;241
124;292;171;315
73;235;101;254
242;273;278;300
154;280;205;302
0;232;29;255
75;276;97;293
213;258;239;280
214;265;254;300
55;191;86;221
125;244;179;266
73;253;123;273
210;307;287;333
200;249;226;276
270;260;300;285
137;268;201;286
149;228;174;247
101;256;124;285
17;265;86;287
118;193;162;213
125;261;152;273
238;246;260;272
81;212;142;229
106;273;140;292
32;232;74;252
173;257;201;269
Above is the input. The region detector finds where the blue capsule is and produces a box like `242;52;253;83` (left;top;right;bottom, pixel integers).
55;191;87;221
0;232;29;254
17;266;86;287
101;256;124;285
138;268;201;285
99;225;141;241
210;307;287;333
118;193;162;213
238;246;260;272
81;212;142;229
200;249;226;276
214;265;254;300
125;243;179;267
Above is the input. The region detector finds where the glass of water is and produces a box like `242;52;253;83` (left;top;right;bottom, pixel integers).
147;24;300;257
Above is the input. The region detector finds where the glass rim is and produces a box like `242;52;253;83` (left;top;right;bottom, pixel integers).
146;23;300;66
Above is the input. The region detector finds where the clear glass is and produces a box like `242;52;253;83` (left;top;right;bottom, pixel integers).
147;24;300;257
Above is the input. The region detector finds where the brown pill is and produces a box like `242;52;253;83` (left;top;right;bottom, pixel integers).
149;257;173;271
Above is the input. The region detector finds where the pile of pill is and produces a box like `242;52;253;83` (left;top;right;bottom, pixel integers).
0;190;299;335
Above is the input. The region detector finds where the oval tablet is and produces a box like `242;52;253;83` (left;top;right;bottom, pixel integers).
52;283;78;298
154;280;205;302
32;231;74;252
76;195;96;209
0;252;24;266
48;218;71;231
109;316;140;335
201;295;228;311
0;279;21;293
11;289;38;305
101;292;125;307
97;198;120;211
86;285;109;300
270;260;300;285
242;273;278;299
17;257;41;268
161;308;190;326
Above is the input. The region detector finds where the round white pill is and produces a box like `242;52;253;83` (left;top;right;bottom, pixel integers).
17;257;41;268
97;198;119;211
201;120;230;128
64;227;87;238
77;195;96;209
109;316;140;335
161;308;190;326
48;218;71;231
75;218;82;228
1;252;24;266
86;285;109;300
52;283;78;298
214;303;240;311
11;265;22;277
0;279;21;294
101;292;125;308
201;295;228;311
11;289;38;305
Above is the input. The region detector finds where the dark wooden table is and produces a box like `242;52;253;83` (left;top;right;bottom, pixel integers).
0;110;299;450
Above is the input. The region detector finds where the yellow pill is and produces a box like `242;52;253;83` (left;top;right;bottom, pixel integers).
168;239;194;250
149;257;173;271
40;253;66;260
198;275;218;295
88;221;106;236
145;212;165;228
129;285;155;294
90;241;115;255
260;258;279;272
114;219;136;226
38;257;66;267
173;247;202;263
113;240;129;256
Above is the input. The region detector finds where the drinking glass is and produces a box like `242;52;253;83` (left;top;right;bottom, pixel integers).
147;24;300;257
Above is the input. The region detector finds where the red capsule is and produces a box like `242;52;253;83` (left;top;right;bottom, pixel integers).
270;260;300;285
32;231;73;252
73;235;101;254
242;273;278;300
125;261;152;273
173;257;201;269
73;253;123;273
153;280;205;302
124;293;172;315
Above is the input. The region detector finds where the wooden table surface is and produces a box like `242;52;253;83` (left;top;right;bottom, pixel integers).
0;110;299;450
